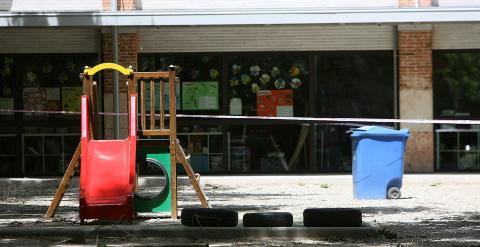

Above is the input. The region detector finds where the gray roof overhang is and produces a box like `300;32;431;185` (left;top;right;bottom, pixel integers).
1;7;480;27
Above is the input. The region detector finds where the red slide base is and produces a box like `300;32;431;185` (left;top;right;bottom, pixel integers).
79;197;134;222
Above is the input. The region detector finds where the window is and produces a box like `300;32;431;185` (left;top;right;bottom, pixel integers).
19;54;97;123
0;56;15;121
315;51;394;171
434;51;480;171
226;53;309;117
139;54;222;114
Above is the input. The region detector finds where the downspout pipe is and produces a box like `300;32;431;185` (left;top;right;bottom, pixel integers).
393;25;399;129
112;0;120;139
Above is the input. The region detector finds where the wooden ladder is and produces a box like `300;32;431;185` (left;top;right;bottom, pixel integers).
136;67;210;219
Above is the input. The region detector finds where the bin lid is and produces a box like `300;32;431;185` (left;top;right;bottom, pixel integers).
350;126;410;137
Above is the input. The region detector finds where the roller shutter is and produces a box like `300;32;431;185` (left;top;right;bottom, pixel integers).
139;24;394;53
0;28;98;53
433;24;480;50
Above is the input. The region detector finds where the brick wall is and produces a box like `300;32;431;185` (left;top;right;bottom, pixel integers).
102;31;138;139
103;0;136;11
102;32;138;93
399;31;432;90
398;26;434;172
399;0;433;7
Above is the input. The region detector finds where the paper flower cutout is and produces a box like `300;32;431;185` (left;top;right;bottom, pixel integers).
210;68;219;79
42;64;52;74
260;74;271;85
67;62;76;72
175;65;183;75
189;68;200;79
241;74;251;85
202;56;212;63
270;66;280;77
230;77;240;87
26;72;37;83
274;78;286;89
57;73;68;83
289;66;300;77
250;65;261;76
251;83;260;93
290;77;302;89
232;64;241;75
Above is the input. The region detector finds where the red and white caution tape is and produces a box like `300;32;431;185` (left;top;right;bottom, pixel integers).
1;109;480;125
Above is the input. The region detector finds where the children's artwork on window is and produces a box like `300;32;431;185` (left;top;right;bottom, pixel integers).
182;81;219;110
62;87;83;112
46;88;61;111
23;88;47;112
0;98;13;115
256;90;294;117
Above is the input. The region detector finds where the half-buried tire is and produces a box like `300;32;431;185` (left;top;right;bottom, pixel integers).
243;212;293;227
134;158;169;202
303;208;362;227
181;208;238;227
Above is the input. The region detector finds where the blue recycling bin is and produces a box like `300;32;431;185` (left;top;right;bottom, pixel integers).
350;126;409;199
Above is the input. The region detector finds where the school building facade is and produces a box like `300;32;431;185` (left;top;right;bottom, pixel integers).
1;0;480;176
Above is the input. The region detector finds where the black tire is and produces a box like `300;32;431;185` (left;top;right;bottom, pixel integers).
134;158;169;202
387;187;401;199
243;212;293;227
303;208;362;227
181;208;238;227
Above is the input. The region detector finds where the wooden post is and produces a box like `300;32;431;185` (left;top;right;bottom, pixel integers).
141;80;146;130
150;79;155;130
44;143;81;218
175;141;210;208
168;66;178;219
159;80;164;130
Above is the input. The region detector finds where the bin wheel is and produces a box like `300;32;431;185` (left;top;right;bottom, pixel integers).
387;187;401;199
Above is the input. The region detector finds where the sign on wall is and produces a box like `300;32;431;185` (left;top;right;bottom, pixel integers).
182;81;219;110
256;90;294;117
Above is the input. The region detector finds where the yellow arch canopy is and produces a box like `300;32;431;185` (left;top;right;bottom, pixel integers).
83;63;134;76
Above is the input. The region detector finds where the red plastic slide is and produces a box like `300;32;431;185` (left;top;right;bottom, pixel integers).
79;94;137;221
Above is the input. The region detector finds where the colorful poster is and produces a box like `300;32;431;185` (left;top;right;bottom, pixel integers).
182;81;219;110
62;87;83;112
256;90;294;117
0;98;13;115
23;87;47;112
46;88;61;110
145;82;180;112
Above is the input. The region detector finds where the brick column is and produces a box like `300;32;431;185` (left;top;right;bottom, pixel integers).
399;0;433;7
103;0;137;11
398;24;434;172
102;30;139;139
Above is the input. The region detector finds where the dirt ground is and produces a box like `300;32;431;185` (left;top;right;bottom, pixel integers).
0;174;479;246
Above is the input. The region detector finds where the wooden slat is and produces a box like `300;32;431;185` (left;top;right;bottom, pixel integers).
44;143;81;219
140;129;171;136
169;68;178;219
141;81;146;130
150;80;155;130
159;80;164;130
134;71;170;79
175;141;210;208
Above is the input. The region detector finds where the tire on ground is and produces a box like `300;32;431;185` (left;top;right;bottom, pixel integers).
181;208;238;227
243;212;293;227
303;208;362;227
